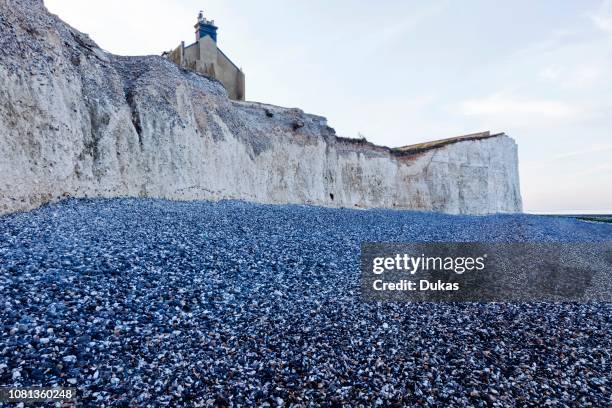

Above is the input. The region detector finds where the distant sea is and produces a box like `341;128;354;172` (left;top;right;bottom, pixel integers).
529;210;612;215
534;213;612;224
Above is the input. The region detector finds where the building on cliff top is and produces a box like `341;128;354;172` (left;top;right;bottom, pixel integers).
163;11;245;100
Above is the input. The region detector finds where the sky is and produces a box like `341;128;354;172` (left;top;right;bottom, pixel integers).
45;0;612;213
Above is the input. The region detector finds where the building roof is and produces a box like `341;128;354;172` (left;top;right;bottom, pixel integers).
391;131;503;156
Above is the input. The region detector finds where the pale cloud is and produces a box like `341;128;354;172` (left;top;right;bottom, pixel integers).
457;93;586;122
514;1;612;92
359;1;448;54
554;143;612;160
590;0;612;34
569;163;612;178
539;65;563;82
513;28;581;59
592;15;612;33
571;65;606;86
539;63;606;89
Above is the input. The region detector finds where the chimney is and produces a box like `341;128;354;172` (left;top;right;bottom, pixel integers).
194;11;218;42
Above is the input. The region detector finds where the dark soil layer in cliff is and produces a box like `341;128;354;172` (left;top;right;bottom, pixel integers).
1;199;610;406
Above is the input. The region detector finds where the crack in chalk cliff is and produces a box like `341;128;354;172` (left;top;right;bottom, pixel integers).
125;89;143;148
82;103;112;181
69;31;109;63
111;57;151;150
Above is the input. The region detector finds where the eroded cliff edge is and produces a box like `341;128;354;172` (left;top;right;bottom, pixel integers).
0;0;522;215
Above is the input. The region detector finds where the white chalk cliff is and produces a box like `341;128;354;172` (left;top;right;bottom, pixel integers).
0;0;522;215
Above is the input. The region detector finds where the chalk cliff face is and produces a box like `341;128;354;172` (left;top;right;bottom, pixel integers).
0;0;522;215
